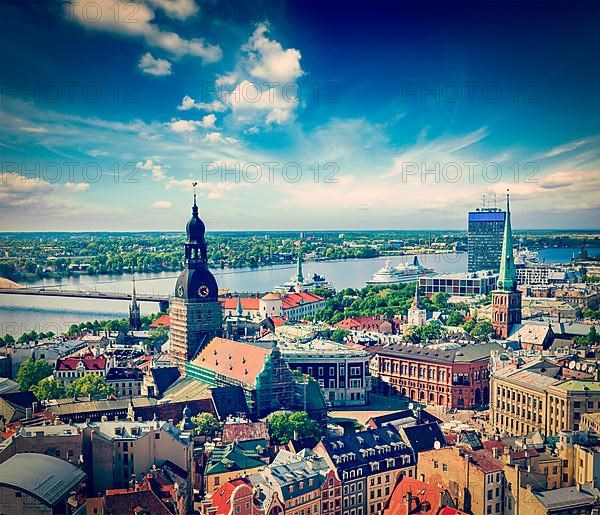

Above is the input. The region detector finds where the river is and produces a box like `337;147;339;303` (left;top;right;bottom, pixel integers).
0;247;594;337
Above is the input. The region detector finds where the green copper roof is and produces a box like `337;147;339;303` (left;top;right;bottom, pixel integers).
497;192;517;291
553;380;600;392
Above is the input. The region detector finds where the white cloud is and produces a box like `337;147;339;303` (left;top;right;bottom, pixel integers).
20;126;48;133
87;149;109;157
67;0;221;63
152;200;173;208
65;182;91;192
244;23;303;83
203;132;237;144
138;52;172;76
227;80;296;125
177;95;226;112
136;159;166;180
167;114;216;132
146;0;198;19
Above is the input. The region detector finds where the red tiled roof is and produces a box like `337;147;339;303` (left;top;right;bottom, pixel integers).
56;355;107;371
191;338;271;387
150;315;170;328
271;316;286;327
220;297;260;311
384;477;445;515
103;485;171;515
336;315;398;332
222;421;269;444
208;478;254;514
482;440;540;460
463;448;504;473
281;291;324;309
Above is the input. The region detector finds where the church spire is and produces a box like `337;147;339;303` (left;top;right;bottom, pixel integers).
236;296;243;316
497;190;517;291
411;280;421;309
296;248;304;283
129;275;141;331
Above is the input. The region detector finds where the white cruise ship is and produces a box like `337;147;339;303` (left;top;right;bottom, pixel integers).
366;256;435;285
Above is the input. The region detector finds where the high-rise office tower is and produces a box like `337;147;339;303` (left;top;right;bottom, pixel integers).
467;207;506;272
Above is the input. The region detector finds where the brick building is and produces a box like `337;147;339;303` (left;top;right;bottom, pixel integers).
373;342;502;409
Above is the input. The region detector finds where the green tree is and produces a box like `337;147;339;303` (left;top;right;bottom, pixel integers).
16;358;53;391
330;328;351;343
3;334;15;345
268;411;321;444
431;292;450;310
31;378;66;401
66;374;115;398
446;311;465;327
191;412;221;437
588;326;600;345
471;320;493;341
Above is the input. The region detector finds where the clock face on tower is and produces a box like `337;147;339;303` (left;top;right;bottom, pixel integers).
198;285;210;297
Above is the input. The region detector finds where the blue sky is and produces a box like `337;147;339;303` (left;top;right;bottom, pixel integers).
1;0;599;231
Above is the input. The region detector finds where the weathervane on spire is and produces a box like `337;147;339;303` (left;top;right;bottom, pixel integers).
192;181;198;206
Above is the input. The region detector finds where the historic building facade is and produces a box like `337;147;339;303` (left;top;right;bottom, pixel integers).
279;338;370;406
373;342;502;409
170;192;223;371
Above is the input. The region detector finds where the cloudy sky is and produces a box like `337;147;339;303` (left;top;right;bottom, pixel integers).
1;0;599;231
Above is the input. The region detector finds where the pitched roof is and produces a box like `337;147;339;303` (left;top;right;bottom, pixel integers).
191;338;271;387
320;426;415;474
0;454;85;506
384;477;447;515
151;367;181;394
56;355;107;371
222;421;269;444
221;297;260;311
374;342;503;364
401;423;446;453
281;291;324;309
205;442;266;475
103;485;172;515
211;386;250;420
149;314;170;328
208;478;255;514
0;391;38;410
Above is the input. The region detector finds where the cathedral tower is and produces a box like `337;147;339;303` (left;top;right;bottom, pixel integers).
170;188;223;371
491;191;522;339
128;277;141;331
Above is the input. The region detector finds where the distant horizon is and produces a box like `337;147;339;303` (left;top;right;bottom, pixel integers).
2;228;600;236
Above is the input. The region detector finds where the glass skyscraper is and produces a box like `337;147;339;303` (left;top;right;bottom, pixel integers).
467;208;506;272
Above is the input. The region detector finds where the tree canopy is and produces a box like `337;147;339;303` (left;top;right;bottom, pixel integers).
66;374;115;398
191;412;221;437
268;411;321;444
16;358;53;391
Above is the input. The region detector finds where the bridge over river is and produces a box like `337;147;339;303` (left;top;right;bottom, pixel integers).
0;287;170;312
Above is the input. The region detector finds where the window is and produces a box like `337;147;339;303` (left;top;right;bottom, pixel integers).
442;464;447;472
15;492;22;498
433;460;439;469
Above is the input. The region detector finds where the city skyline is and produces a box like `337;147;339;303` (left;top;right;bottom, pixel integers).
1;0;599;232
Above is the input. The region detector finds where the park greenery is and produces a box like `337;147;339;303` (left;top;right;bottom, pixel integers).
312;282;494;341
267;411;322;444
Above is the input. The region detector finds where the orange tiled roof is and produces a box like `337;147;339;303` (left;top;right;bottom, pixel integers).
150;315;170;328
220;297;260;311
281;291;324;309
191;338;271;386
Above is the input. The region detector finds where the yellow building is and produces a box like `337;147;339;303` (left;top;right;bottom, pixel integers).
203;442;267;496
490;354;600;436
